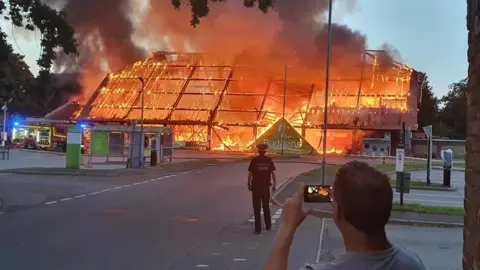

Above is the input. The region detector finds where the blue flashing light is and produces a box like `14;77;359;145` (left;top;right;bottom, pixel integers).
79;124;87;129
13;122;19;127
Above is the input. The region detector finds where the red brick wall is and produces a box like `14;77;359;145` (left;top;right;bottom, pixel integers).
465;1;480;269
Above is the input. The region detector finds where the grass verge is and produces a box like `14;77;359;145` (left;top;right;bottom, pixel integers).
390;180;446;188
372;162;427;172
301;165;341;177
392;203;464;216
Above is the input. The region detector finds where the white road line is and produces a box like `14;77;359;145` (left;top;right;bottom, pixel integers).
133;182;141;186
59;198;72;202
233;258;247;262
315;218;326;263
44;201;57;205
196;265;210;268
75;195;86;198
113;186;122;190
123;184;132;188
141;180;149;184
88;191;101;196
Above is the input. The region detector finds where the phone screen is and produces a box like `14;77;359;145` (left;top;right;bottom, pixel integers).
304;185;332;203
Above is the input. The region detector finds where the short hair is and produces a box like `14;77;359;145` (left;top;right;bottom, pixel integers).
333;161;392;236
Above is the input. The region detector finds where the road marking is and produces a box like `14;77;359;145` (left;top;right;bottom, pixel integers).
233;258;247;262
196;264;210;268
315;218;326;263
248;208;282;224
38;172;184;208
44;201;57;205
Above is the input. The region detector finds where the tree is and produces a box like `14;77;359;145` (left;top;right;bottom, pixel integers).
171;0;274;26
416;72;439;129
0;0;78;71
437;78;468;139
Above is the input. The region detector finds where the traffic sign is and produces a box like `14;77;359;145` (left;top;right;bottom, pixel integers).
422;125;433;138
395;148;405;172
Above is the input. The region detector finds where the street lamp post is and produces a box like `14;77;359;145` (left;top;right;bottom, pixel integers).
281;65;288;156
2;102;7;147
321;0;333;185
138;77;146;167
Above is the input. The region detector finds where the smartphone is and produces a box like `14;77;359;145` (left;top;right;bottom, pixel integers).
304;185;332;203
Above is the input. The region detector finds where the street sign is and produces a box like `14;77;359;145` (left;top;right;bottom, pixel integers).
423;125;433;138
252;118;317;155
395;148;405;172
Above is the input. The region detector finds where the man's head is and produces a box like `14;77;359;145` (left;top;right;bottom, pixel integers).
331;161;392;238
256;144;268;155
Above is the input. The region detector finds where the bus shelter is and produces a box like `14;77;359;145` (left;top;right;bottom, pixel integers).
89;125;174;167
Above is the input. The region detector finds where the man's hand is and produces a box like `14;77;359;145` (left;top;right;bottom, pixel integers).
271;184;277;192
248;184;252;191
280;184;310;233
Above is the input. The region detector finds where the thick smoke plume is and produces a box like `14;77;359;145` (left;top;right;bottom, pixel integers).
47;0;403;101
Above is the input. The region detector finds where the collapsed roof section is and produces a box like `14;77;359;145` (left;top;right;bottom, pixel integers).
75;51;419;130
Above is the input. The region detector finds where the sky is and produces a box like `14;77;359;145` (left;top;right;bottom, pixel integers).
2;0;468;98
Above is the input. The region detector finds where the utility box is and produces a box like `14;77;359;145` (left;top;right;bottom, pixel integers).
66;126;82;169
395;172;411;193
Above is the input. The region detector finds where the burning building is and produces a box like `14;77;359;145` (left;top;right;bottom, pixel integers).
66;50;420;154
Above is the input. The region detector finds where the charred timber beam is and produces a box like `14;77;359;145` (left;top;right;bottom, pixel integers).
352;52;368;154
302;84;316;137
92;107;261;112
165;66;198;121
81;118;270;127
257;77;273;121
208;70;234;124
106;77;375;83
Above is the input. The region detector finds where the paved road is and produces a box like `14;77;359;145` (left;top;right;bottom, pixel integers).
319;219;462;270
0;162;319;269
391;170;464;207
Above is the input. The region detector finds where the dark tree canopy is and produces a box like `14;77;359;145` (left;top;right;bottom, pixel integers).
0;0;78;71
417;72;439;129
437;79;468;139
171;0;274;26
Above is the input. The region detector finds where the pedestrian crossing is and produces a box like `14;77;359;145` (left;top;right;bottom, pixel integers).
247;208;283;224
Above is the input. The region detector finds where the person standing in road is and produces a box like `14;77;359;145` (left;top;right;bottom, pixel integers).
248;143;277;235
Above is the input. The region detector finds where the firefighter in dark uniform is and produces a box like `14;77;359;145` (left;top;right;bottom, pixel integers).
248;143;277;234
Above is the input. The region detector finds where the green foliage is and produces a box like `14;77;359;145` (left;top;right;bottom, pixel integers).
171;0;274;26
0;0;78;71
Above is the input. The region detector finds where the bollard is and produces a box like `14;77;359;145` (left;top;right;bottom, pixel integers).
150;150;158;166
443;166;451;187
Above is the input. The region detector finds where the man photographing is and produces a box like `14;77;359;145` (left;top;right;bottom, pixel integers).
263;161;425;270
248;143;277;235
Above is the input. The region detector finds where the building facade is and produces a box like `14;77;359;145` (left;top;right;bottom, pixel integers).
465;1;480;269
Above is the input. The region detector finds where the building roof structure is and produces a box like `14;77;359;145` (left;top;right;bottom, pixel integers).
70;50;419;131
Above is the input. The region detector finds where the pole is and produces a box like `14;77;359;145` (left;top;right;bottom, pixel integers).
281;65;287;156
138;77;146;167
426;135;431;185
321;0;333;185
2;102;6;146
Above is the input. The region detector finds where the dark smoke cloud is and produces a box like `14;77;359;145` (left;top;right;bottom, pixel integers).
45;0;402;102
